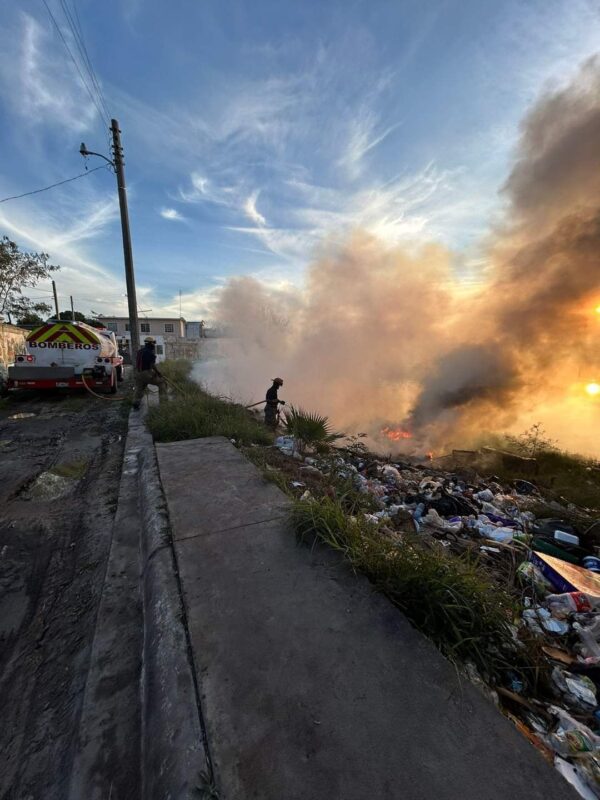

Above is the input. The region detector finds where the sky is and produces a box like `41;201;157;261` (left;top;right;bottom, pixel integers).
0;0;599;321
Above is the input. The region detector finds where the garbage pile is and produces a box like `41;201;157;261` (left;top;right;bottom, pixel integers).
275;435;600;799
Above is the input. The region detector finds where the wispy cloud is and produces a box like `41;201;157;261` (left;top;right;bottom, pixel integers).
0;12;97;133
243;191;266;226
160;207;185;221
338;110;401;180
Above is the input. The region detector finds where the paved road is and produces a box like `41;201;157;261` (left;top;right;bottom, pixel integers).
157;436;576;800
0;386;128;800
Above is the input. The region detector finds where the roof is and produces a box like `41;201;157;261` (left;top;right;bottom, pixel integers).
99;316;186;323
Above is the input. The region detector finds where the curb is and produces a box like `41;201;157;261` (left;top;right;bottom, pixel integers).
138;426;207;798
69;401;207;799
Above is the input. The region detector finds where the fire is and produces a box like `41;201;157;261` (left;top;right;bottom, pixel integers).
426;451;434;461
586;382;600;396
381;426;413;441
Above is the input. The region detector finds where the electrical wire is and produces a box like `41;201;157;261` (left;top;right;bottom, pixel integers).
41;0;108;125
0;165;108;204
59;0;111;124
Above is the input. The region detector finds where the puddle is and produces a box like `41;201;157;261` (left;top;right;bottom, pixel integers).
8;413;36;420
23;471;76;501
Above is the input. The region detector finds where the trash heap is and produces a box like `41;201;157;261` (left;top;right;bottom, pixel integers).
275;435;600;799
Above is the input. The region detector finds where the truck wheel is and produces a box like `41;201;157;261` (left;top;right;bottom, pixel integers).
109;369;118;394
116;365;123;382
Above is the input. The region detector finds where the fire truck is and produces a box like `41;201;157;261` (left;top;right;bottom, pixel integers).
7;320;124;393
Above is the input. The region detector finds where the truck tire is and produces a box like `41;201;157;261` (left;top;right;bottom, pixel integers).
116;365;123;382
109;369;118;394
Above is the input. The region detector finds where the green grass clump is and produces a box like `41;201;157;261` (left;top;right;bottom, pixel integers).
147;376;272;445
292;496;535;682
159;358;193;387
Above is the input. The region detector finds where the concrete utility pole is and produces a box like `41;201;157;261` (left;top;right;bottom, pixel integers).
110;119;140;357
52;280;59;319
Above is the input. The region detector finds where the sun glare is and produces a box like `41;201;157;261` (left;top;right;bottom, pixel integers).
586;383;600;396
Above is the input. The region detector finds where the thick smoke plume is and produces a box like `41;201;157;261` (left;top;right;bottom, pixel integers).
200;58;600;456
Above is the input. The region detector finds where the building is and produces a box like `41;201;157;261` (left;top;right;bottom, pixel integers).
99;316;202;361
99;316;186;342
185;320;207;339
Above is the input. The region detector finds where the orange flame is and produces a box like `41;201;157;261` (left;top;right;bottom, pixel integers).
381;426;413;441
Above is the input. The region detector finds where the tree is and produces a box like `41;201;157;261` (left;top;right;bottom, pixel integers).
58;310;104;328
0;236;59;325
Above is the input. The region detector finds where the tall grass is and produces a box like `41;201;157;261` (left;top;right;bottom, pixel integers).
147;360;272;445
292;496;543;684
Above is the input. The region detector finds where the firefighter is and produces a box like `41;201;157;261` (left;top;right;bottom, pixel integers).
265;377;285;428
132;336;166;409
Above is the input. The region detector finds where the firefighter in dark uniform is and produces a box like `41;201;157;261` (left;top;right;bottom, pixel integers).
265;377;285;428
132;336;166;409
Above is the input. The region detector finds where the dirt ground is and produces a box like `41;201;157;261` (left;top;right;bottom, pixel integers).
0;383;130;800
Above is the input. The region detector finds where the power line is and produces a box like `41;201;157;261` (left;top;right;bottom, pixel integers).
59;0;111;123
41;0;108;125
0;165;108;204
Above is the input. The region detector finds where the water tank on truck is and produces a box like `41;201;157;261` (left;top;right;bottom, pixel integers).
7;320;124;394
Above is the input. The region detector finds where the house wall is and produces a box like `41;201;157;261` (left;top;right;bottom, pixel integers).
100;317;186;341
0;324;28;379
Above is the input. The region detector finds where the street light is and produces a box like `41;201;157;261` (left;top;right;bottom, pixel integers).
79;119;140;357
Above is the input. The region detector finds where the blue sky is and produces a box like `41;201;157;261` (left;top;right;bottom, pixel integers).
0;0;598;319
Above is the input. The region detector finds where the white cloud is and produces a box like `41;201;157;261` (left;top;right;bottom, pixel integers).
243;191;266;226
0;13;98;133
160;207;185;221
338;110;401;180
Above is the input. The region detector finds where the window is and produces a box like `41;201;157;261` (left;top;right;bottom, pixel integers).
164;323;174;333
156;345;164;355
125;323;130;332
106;322;118;332
141;323;150;333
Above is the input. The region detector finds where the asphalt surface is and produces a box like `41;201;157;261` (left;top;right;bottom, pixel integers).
0;385;129;800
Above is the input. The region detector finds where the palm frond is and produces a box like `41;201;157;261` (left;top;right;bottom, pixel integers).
283;405;344;446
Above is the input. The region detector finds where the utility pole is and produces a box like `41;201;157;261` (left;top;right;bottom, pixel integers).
70;295;75;319
110;119;139;357
52;280;59;319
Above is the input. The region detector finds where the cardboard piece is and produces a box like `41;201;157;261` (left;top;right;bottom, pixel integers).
530;551;600;599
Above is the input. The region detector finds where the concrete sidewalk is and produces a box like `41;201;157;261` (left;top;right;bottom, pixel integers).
157;437;574;800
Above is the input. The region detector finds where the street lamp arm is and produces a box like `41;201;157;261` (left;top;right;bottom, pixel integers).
79;143;114;167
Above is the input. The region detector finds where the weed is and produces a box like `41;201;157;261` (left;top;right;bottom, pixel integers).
159;358;194;387
50;460;88;480
195;769;219;799
147;374;272;445
292;496;543;685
